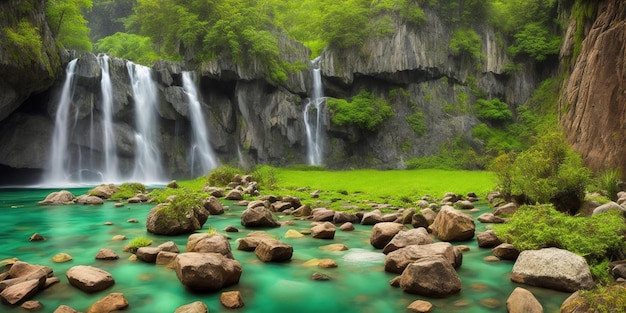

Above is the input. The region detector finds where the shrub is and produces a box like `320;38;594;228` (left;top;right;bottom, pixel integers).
252;165;277;190
493;205;626;261
595;168;622;201
110;182;146;200
474;98;512;122
449;28;483;61
564;285;626;313
327;90;394;132
208;165;241;187
125;236;152;253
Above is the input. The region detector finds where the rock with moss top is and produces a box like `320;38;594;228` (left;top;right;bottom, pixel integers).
146;202;210;235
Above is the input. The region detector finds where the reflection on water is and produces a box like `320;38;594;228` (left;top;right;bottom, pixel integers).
0;189;569;312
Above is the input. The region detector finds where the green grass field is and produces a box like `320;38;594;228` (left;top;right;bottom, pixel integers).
266;168;496;210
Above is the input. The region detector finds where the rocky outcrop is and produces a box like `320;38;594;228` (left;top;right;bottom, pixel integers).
510;248;594;292
560;0;626;175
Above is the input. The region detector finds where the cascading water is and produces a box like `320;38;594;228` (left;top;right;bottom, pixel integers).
126;62;164;183
182;71;218;176
44;59;78;186
98;54;120;182
304;56;325;166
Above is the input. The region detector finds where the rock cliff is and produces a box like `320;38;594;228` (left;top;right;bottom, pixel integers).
560;0;626;175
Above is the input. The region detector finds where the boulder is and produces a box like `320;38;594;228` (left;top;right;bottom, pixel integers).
86;292;128;313
506;287;543;313
612;263;626;279
76;195;104;205
203;196;225;215
492;243;520;260
38;190;75;205
174;301;208;313
236;232;275;251
54;305;80;313
407;300;434;313
370;222;406;249
592;201;626;216
311;208;336;222
167;180;179;188
311;222;336;239
156;251;178;266
224;225;239;232
494;202;518;216
476;230;503;248
455;200;474;210
361;209;384;225
136;247;162;263
66;265;115;293
293;204;312;217
333;211;360;224
255;239;293;262
382;227;434;254
240;205;280;228
146;203;210;235
0;279;40;305
339;222;355;231
271;201;293;212
173;252;242;292
29;233;45;241
220;290;244;309
88;184;116;199
385;242;461;274
203;186;225;198
429;206;475;241
399;256;462;297
158;241;180;253
186;233;233;258
52;253;72;263
510;248;594;292
225;189;243;200
21;300;43;310
477;212;506;223
284;229;305;238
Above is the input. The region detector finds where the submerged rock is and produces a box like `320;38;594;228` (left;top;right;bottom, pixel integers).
174;301;208;313
220;291;244;309
38;190;75;205
66;265;115;293
86;292;128;313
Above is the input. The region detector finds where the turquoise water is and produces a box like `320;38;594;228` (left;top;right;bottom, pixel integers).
0;188;569;312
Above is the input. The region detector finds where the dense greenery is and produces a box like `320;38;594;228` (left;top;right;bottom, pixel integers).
95;32;159;65
326;90;394;132
110;182;147;200
474;98;512;123
46;0;92;53
563;285;626;313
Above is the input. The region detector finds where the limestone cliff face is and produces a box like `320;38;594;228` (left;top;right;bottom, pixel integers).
0;0;65;122
560;0;626;174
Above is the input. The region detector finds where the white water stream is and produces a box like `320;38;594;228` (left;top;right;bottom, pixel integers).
304;57;325;166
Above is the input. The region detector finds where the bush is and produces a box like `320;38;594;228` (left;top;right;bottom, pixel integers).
125;236;152;253
327;90;394;132
563;285;626;313
493;205;626;261
208;165;241;187
595;168;622;201
252;165;277;189
474;98;512;122
110;182;146;200
449;28;483;61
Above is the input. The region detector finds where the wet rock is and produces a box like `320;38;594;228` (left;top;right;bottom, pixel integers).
224;225;239;232
236;232;275;251
86;292;128;313
0;279;40;305
255;239;293;262
66;265;115;293
370;222;406;249
29;233;45;242
94;248;118;260
158;241;179;253
111;235;126;241
51;253;72;263
311;208;336;222
407;300;433;313
174;301;208;313
136;247;162;263
339;222;355;231
385;242;461;274
311;222;336;239
173;252;242;292
38;190;75;205
506;287;543;313
240;205;280;228
21;300;43;310
284;229;305;238
203;196;225;215
484;256;500;262
220;291;244;309
186;233;233;258
399;256;462;297
476;230;503;248
53;305;80;313
382;227;434;254
494;202;518;216
156;251;178;266
318;259;338;268
510;248;594;292
225;189;243;200
127;219;139;223
429;206;475;241
76;195;104;205
311;272;331;281
477;212;506;223
492;243;520;260
319;243;349;252
361;209;384;225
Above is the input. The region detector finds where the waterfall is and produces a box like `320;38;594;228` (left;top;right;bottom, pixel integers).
97;54;120;182
44;59;78;186
126;62;164;183
182;71;218;177
304;56;325;166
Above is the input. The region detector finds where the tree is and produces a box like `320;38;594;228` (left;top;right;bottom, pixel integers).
46;0;92;53
95;32;160;65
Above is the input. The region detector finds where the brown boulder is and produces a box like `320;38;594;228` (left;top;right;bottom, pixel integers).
236;232;275;251
66;265;115;293
385;242;461;274
382;227;434;254
86;292;128;313
429;206;475;241
136;247;162;263
477;212;506;223
361;209;384;225
38;190;75;205
146;203;210;235
76;195;104;205
173;252;242;292
254;239;293;262
156;251;178;266
88;184;116;199
203;196;225;215
0;279;40;305
225;189;243;200
186;233;233;259
240;205;280;228
476;230;503;248
339;222;355;231
494;202;518;217
333;211;360;224
399;256;462;297
407;300;434;313
311;221;336;239
311;208;336;222
492;243;520;260
506;287;543;313
220;290;244;309
174;301;208;313
370;222;406;249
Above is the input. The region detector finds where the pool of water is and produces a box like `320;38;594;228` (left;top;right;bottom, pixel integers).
0;188;569;312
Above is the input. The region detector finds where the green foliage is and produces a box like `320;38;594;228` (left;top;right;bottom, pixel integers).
508;22;561;62
594;168;623;201
252;165;278;190
327;90;394;131
3;21;43;68
571;0;597;59
110;182;147;200
511;132;590;210
320;0;371;49
406;107;426;135
95;32;160;65
396;0;427;25
449;28;483;61
493;205;626;260
472;124;522;155
474;98;512;122
208;165;241;187
46;0;92;53
128;236;152;248
566;285;626;313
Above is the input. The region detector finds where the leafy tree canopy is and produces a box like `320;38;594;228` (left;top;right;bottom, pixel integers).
46;0;92;53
